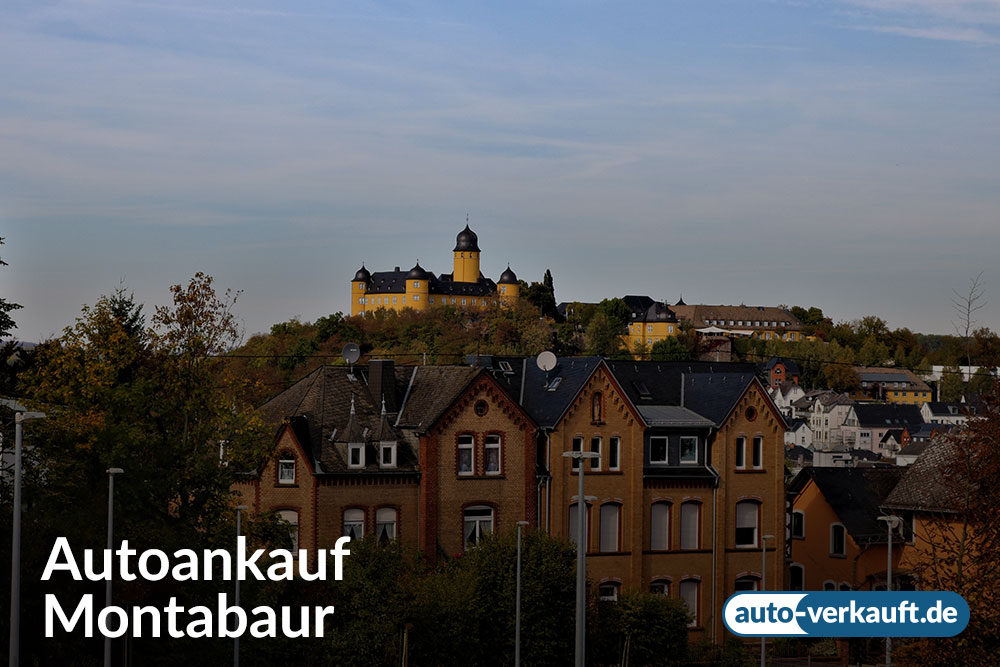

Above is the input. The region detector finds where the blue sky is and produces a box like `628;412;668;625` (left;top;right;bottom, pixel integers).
3;0;999;341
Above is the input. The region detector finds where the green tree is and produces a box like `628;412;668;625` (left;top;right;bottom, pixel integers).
822;343;861;393
968;367;995;398
0;237;22;338
650;336;691;361
857;335;890;366
586;311;624;357
940;365;964;402
589;590;690;666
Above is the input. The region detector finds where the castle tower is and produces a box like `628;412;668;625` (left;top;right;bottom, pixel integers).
497;265;519;304
452;224;481;283
351;265;371;315
404;262;430;312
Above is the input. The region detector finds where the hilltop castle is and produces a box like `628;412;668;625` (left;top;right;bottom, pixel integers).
350;224;520;315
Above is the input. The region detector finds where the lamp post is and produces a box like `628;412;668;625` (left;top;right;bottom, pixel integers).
515;520;529;667
235;505;248;667
8;409;45;667
104;467;124;667
877;515;902;667
760;534;775;667
562;450;600;667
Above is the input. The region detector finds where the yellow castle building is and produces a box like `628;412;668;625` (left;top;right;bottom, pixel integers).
351;224;520;316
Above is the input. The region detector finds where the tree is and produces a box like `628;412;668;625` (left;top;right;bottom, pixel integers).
0;237;22;338
952;272;986;372
822;343;860;393
857;335;890;366
940;365;964;403
968;367;994;398
650;336;691;362
589;590;690;666
586;311;624;357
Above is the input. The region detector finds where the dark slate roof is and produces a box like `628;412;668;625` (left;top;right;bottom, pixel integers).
365;269;498;297
924;402;964;417
367;270;409;294
787;418;809;431
353;265;371;282
786;445;814;462
637;406;714;427
430;274;497;296
518;357;603;429
454;224;480;252
257;364;415;474
498;266;518;285
899;442;929;457
622;295;678;323
853;403;924;428
760;357;801;375
406;263;429;280
795;467;905;543
602;360;759;426
883;437;965;512
395;366;481;431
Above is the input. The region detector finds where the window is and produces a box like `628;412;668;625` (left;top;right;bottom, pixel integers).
461;299;466;306
429;297;435;304
734;576;759;591
650;579;670;595
680;436;698;464
590;437;602;471
380;442;397;468
592;392;603;423
839;582;852;592
343;508;364;540
608;437;621;471
823;581;836;592
277;452;295;485
474;400;489;416
830;524;846;557
571;436;582;470
278;510;299;550
598;582;620;601
413;281;420;288
412;295;420;301
735;501;759;548
680;502;700;549
791;510;805;539
599;504;620;552
790;564;804;591
463;506;493;549
752;436;763;468
348;443;365;468
393;296;398;304
458;435;474;475
376;507;397;543
650;502;670;551
485;434;501;475
735;437;746;469
680;580;699;626
649;436;667;464
647;325;653;333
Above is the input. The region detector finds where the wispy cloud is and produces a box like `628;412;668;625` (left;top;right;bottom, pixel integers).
838;0;1000;43
851;23;1000;43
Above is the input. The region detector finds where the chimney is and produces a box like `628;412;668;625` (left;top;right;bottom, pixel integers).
368;359;397;414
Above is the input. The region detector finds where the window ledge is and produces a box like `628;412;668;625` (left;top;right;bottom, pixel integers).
275;483;299;488
457;475;506;480
734;469;767;474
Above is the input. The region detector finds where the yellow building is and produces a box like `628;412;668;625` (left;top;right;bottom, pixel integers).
350;224;520;316
848;367;932;405
620;295;680;354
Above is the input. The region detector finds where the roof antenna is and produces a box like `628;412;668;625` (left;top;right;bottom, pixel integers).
536;350;557;386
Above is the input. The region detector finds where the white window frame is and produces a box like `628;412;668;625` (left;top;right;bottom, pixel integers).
380;442;397;469
830;523;846;557
348;443;365;468
590;436;602;471
343;508;364;540
608;436;621;471
463;505;494;550
458;435;475;476
277;454;295;485
484;434;501;475
735;501;759;548
375;507;397;542
649;436;668;464
680;436;698;464
598;582;620;601
650;579;670;595
752;436;763;469
735;436;746;469
278;510;299;550
734;576;759;591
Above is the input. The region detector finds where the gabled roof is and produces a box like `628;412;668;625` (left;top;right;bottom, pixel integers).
924;402;965;417
792;467;905;544
760;357;801;375
883;437;965;512
518;357;603;429
622;295;677;323
852;403;924;428
395;366;481;431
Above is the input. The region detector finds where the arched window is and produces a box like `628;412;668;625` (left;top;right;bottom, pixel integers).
823;581;836;592
277;451;295;485
376;507;397;543
650;579;671;595
735;576;759;591
568;501;591;547
463;506;493;550
791;510;805;539
680;502;700;550
343;508;364;540
598;581;620;601
599;503;621;553
680;580;699;627
650;502;671;551
278;510;299;550
839;582;852;592
735;501;760;548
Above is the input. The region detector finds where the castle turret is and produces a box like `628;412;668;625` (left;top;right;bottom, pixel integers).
404;262;430;311
351;265;371;315
497;265;519;303
452;224;481;283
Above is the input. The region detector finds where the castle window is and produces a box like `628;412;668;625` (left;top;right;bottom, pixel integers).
413;295;419;301
429;297;435;304
500;285;506;294
393;296;398;304
461;299;467;305
413;281;420;288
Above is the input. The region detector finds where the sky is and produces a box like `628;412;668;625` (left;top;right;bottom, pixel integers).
3;0;1000;342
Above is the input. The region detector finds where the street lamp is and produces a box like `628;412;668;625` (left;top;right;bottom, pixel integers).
235;505;249;667
8;409;45;667
760;534;775;667
515;520;529;667
877;515;902;667
104;467;124;667
562;450;600;667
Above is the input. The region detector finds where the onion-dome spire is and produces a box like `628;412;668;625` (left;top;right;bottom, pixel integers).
454;224;480;252
406;262;429;280
498;265;518;285
353;264;371;282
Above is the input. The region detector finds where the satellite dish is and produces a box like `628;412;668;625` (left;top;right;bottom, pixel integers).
536;350;557;372
342;343;361;365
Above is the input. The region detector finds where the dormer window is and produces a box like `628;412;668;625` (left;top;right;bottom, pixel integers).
348;443;365;468
278;452;295;484
380;442;397;468
680;436;698;464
